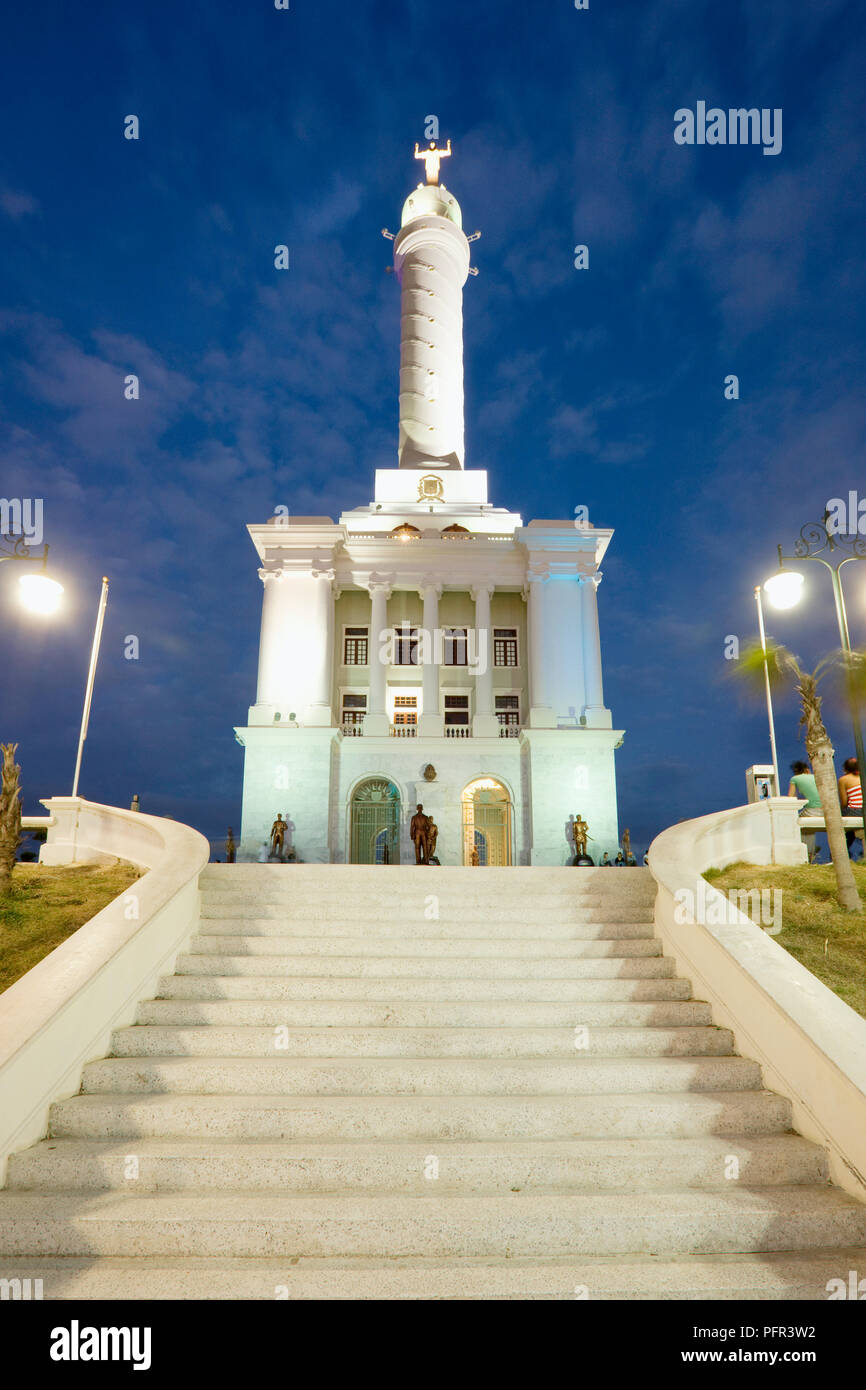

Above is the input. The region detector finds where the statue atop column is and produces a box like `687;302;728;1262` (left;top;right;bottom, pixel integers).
414;139;452;185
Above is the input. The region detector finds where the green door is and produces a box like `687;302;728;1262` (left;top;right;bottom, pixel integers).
350;779;401;864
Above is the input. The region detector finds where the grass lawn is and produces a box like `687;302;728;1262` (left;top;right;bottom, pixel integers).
0;861;141;995
704;861;866;1020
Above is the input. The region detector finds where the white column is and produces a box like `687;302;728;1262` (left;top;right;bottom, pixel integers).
527;569;555;728
472;582;499;737
304;567;336;726
255;569;288;710
394;211;470;469
581;574;610;727
254;564;337;726
363;580;391;737
418;579;443;737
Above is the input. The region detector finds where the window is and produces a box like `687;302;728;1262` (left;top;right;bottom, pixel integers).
392;625;419;665
393;694;417;727
442;628;468;666
344;627;368;665
494;628;518;666
495;695;519;729
444;694;470;727
341;693;367;726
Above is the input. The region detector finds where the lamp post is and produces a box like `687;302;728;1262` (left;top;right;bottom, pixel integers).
0;535;64;614
754;584;780;794
763;517;866;805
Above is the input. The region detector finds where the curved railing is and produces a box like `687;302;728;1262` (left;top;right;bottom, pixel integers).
0;797;209;1183
648;798;866;1201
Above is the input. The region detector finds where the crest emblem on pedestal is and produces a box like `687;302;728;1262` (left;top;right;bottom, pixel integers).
417;474;444;503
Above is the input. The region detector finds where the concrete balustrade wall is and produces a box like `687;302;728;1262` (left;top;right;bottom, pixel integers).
0;797;209;1184
648;798;866;1201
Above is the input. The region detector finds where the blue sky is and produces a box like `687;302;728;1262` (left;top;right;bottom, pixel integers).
2;0;865;855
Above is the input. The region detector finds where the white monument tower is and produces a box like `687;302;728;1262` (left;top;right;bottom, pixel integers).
235;142;623;866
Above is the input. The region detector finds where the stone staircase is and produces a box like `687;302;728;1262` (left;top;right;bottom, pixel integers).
1;864;865;1299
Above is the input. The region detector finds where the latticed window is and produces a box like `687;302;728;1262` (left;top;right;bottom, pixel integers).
494;628;518;666
393;694;417;726
495;694;519;728
442;628;468;666
341;693;366;725
344;627;369;665
393;626;419;665
444;694;470;726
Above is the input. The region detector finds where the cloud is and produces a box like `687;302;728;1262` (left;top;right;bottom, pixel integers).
0;184;39;219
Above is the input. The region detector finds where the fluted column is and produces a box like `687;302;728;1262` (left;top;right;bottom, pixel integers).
471;582;499;737
581;574;610;727
304;566;336;725
527;567;555;728
363;579;392;737
418;578;443;737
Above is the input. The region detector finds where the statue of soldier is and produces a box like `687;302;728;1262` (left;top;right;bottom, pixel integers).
225;828;236;864
270;813;288;860
572;814;589;860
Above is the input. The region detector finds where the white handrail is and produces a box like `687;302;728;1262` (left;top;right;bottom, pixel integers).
648;798;866;1201
0;797;209;1184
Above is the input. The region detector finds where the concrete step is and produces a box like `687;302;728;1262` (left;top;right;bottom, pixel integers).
110;1023;735;1060
0;1250;861;1299
197;918;658;940
6;1135;827;1194
154;975;695;1002
79;1055;763;1098
1;1187;863;1258
200;903;655;923
174;953;677;980
188;933;663;958
49;1090;793;1141
136;998;715;1028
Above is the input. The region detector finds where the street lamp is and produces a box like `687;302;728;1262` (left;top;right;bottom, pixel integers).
764;516;866;804
753;585;780;793
1;536;64;614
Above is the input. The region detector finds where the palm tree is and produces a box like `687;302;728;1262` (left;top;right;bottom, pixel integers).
735;645;862;914
0;742;22;898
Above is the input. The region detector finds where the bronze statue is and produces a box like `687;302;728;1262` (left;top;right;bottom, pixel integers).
622;828;631;861
225;828;236;864
470;845;479;866
572;814;589;859
410;804;431;864
427;818;438;859
269;814;288;859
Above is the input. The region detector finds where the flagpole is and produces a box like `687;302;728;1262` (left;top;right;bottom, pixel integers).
72;576;109;799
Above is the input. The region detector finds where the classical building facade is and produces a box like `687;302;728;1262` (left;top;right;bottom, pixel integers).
235;146;623;866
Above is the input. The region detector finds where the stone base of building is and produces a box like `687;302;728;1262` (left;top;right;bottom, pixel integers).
234;724;622;867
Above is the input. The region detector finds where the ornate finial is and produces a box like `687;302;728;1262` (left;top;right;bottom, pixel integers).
414;138;452;185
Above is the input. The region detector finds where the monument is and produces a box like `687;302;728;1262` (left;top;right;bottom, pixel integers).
235;142;623;865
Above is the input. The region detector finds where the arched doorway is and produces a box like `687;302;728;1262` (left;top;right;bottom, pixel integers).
350;778;401;865
462;778;512;866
